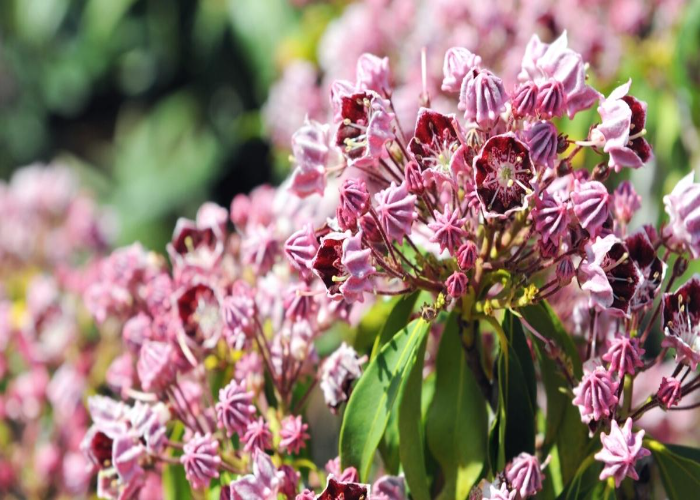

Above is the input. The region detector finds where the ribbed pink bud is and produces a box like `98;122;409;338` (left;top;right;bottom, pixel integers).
243;417;273;452
657;377;682;408
536;79;566;118
572;366;619;423
556;257;576;285
571;180;611;238
429;206;468;255
613;181;641;225
511;82;538;118
526;121;559;169
356;53;391;94
339;178;370;219
506;452;543;498
457;241;478;270
441;47;482;93
602;335;645;378
221;282;256;345
284;223;319;276
459;69;507;128
374;182;417;244
137;341;175;393
181;433;221;489
446;272;468;298
404;160;424;195
341;231;375;279
534;192;569;245
320;343;365;410
216;379;256;438
594;418;650;487
279;415;310;455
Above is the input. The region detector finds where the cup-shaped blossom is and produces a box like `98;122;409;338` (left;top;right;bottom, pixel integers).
441;47;481;93
505;452;543;498
243;417;273;452
216;379;256;438
459;68;507;129
511;82;538;118
657;377;682;409
168;218;224;272
457;241;478;270
613;181;641;225
335;92;394;167
602;335;645;378
284;223;319;277
571;180;611;239
429;205;467;255
572;365;619;424
474;134;535;219
137;340;175;393
663;171;700;258
533;191;569;245
661;276;700;369
446;271;468;298
374;182;417;243
625;230;665;310
594;418;650;487
536;79;566;119
279;415;310;455
408;108;462;185
225;449;282;500
526;121;559;169
320;342;365;411
318;477;369;500
356;53;391;94
176;282;224;349
325;456;359;483
181;433;221;490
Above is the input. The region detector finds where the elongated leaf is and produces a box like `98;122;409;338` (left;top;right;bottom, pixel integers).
648;439;700;500
427;313;488;500
556;455;603;500
163;462;191;500
340;319;431;481
398;333;430;500
371;292;420;359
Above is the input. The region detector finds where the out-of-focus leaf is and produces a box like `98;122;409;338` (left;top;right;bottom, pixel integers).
648;439;700;500
427;313;487;500
339;319;431;481
370;292;420;359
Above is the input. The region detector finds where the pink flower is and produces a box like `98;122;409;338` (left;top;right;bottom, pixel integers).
657;377;682;409
279;415;310;455
572;365;619;424
505;452;544;498
317;476;368;500
408;108;463;185
374;182;417;243
571;180;610;238
457;241;478;270
441;47;481;93
167;218;224;272
128;402;168;454
339;178;370;220
613;181;641;225
372;475;406;500
459;68;507;129
526;121;558;169
123;313;154;354
602;335;645;378
404;160;424;195
663;171;700;258
137;340;175;393
216;379;256;438
594;418;650;487
341;231;375;280
181;433;221;489
221;281;257;348
446;271;468;298
320;342;365;410
556;257;576;285
356;53;391;94
335;91;394;167
290;118;331;198
241;224;279;275
429;205;467;255
536;79;566;119
511;82;538;118
662;276;700;369
533;191;569;245
325;456;359;483
243;417;273;452
226;449;283;500
285;223;319;277
175;282;224;349
474;134;535;219
112;434;145;483
106;352;134;398
625;230;665;310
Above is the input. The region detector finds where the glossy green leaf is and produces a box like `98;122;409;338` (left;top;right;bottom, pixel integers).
648;439;700;500
398;332;430;500
427;313;488;500
339;318;431;481
370;292;420;359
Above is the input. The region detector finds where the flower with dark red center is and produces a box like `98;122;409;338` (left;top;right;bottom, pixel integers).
374;182;417;243
572;365;619;424
318;477;369;500
335;92;394;167
662;276;700;369
625;230;665;310
429;205;467;255
663;171;700;258
167;218;223;272
216;379;255;438
176;282;223;349
311;231;347;300
511;82;538;118
325;457;359;483
457;241;477;270
243;417;273;452
571;180;611;239
82;427;115;468
137;340;175;393
279;415;310;455
657;377;682;409
602;334;645;378
441;47;481;93
594;418;650;487
446;271;468;298
408;108;462;185
459;68;507;129
181;433;221;489
526;121;559;169
404;160;424;195
284;223;319;278
536;79;566;118
506;453;544;498
579;235;643;316
473;134;535;219
533;191;569;245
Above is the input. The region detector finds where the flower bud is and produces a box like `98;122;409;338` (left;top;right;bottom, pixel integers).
446;271;468;298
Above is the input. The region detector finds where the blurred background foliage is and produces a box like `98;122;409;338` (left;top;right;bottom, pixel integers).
1;0;699;251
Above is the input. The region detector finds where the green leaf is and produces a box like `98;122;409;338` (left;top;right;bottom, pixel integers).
339;318;432;481
427;313;488;500
648;439;700;500
398;331;430;500
163;462;191;500
370;292;420;359
556;454;603;500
